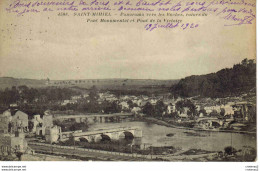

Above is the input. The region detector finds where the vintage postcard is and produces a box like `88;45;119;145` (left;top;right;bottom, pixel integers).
0;0;256;164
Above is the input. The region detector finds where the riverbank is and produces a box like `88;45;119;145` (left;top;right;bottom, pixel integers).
28;142;152;161
28;141;221;161
29;141;254;161
28;137;218;161
135;116;256;134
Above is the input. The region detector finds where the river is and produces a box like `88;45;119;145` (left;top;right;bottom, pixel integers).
88;120;256;152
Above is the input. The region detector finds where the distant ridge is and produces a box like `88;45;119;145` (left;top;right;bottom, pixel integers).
0;77;179;90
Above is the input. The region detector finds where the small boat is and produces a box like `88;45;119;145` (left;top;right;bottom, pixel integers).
166;133;174;137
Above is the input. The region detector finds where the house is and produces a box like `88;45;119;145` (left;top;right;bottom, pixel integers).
45;126;62;143
11;110;29;132
105;96;118;102
0;132;28;154
71;95;82;100
150;98;158;105
196;105;201;111
199;113;204;118
61;99;77;106
178;113;188;118
133;99;143;106
99;92;118;102
204;107;212;114
167;103;176;114
2;109;12;122
43;114;53;127
31;115;43;133
204;105;221;114
178;107;189;118
83;94;89;98
221;104;235;115
10;103;18;107
140;95;149;100
97;99;103;104
0;112;28;154
139;100;148;107
131;107;141;114
35;113;54;136
164;99;175;106
119;101;129;110
121;95;130;100
213;106;221;113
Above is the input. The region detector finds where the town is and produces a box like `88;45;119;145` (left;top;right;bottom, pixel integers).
0;58;256;161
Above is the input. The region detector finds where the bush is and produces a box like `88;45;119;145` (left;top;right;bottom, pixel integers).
224;146;236;156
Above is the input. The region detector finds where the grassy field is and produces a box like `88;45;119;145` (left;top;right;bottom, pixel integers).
0;77;179;92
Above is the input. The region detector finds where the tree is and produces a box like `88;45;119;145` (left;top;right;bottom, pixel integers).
28;121;34;132
175;100;184;113
172;111;178;119
15;152;23;161
70;122;89;132
241;58;248;66
176;99;197;117
155;100;166;116
199;108;207;116
210;109;219;117
185;100;197;117
88;100;100;113
248;106;256;122
142;102;155;116
220;108;225;117
103;101;121;113
89;86;98;102
224;146;237;156
127;100;134;109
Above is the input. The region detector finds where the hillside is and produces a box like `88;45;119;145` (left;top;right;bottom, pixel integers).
171;59;256;98
0;77;46;89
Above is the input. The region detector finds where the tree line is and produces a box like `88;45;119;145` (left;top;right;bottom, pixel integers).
0;85;81;106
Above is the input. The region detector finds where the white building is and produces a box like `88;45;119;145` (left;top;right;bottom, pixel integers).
167;103;176;114
35;114;54;136
133;99;143;106
119;101;129;110
31;115;42;133
150;99;158;105
45;126;62;143
131;107;141;114
221;104;235;115
12;110;29;132
61;99;77;106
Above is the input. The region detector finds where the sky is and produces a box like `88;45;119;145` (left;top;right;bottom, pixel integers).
0;0;256;80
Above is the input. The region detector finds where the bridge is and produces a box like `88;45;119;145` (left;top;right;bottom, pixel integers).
53;113;134;123
196;117;225;127
60;126;142;142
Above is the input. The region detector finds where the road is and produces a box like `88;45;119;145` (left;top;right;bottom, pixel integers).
28;143;151;161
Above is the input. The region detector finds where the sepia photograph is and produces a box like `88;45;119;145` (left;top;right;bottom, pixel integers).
0;0;257;166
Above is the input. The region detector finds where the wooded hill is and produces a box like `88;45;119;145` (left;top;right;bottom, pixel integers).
171;59;256;98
